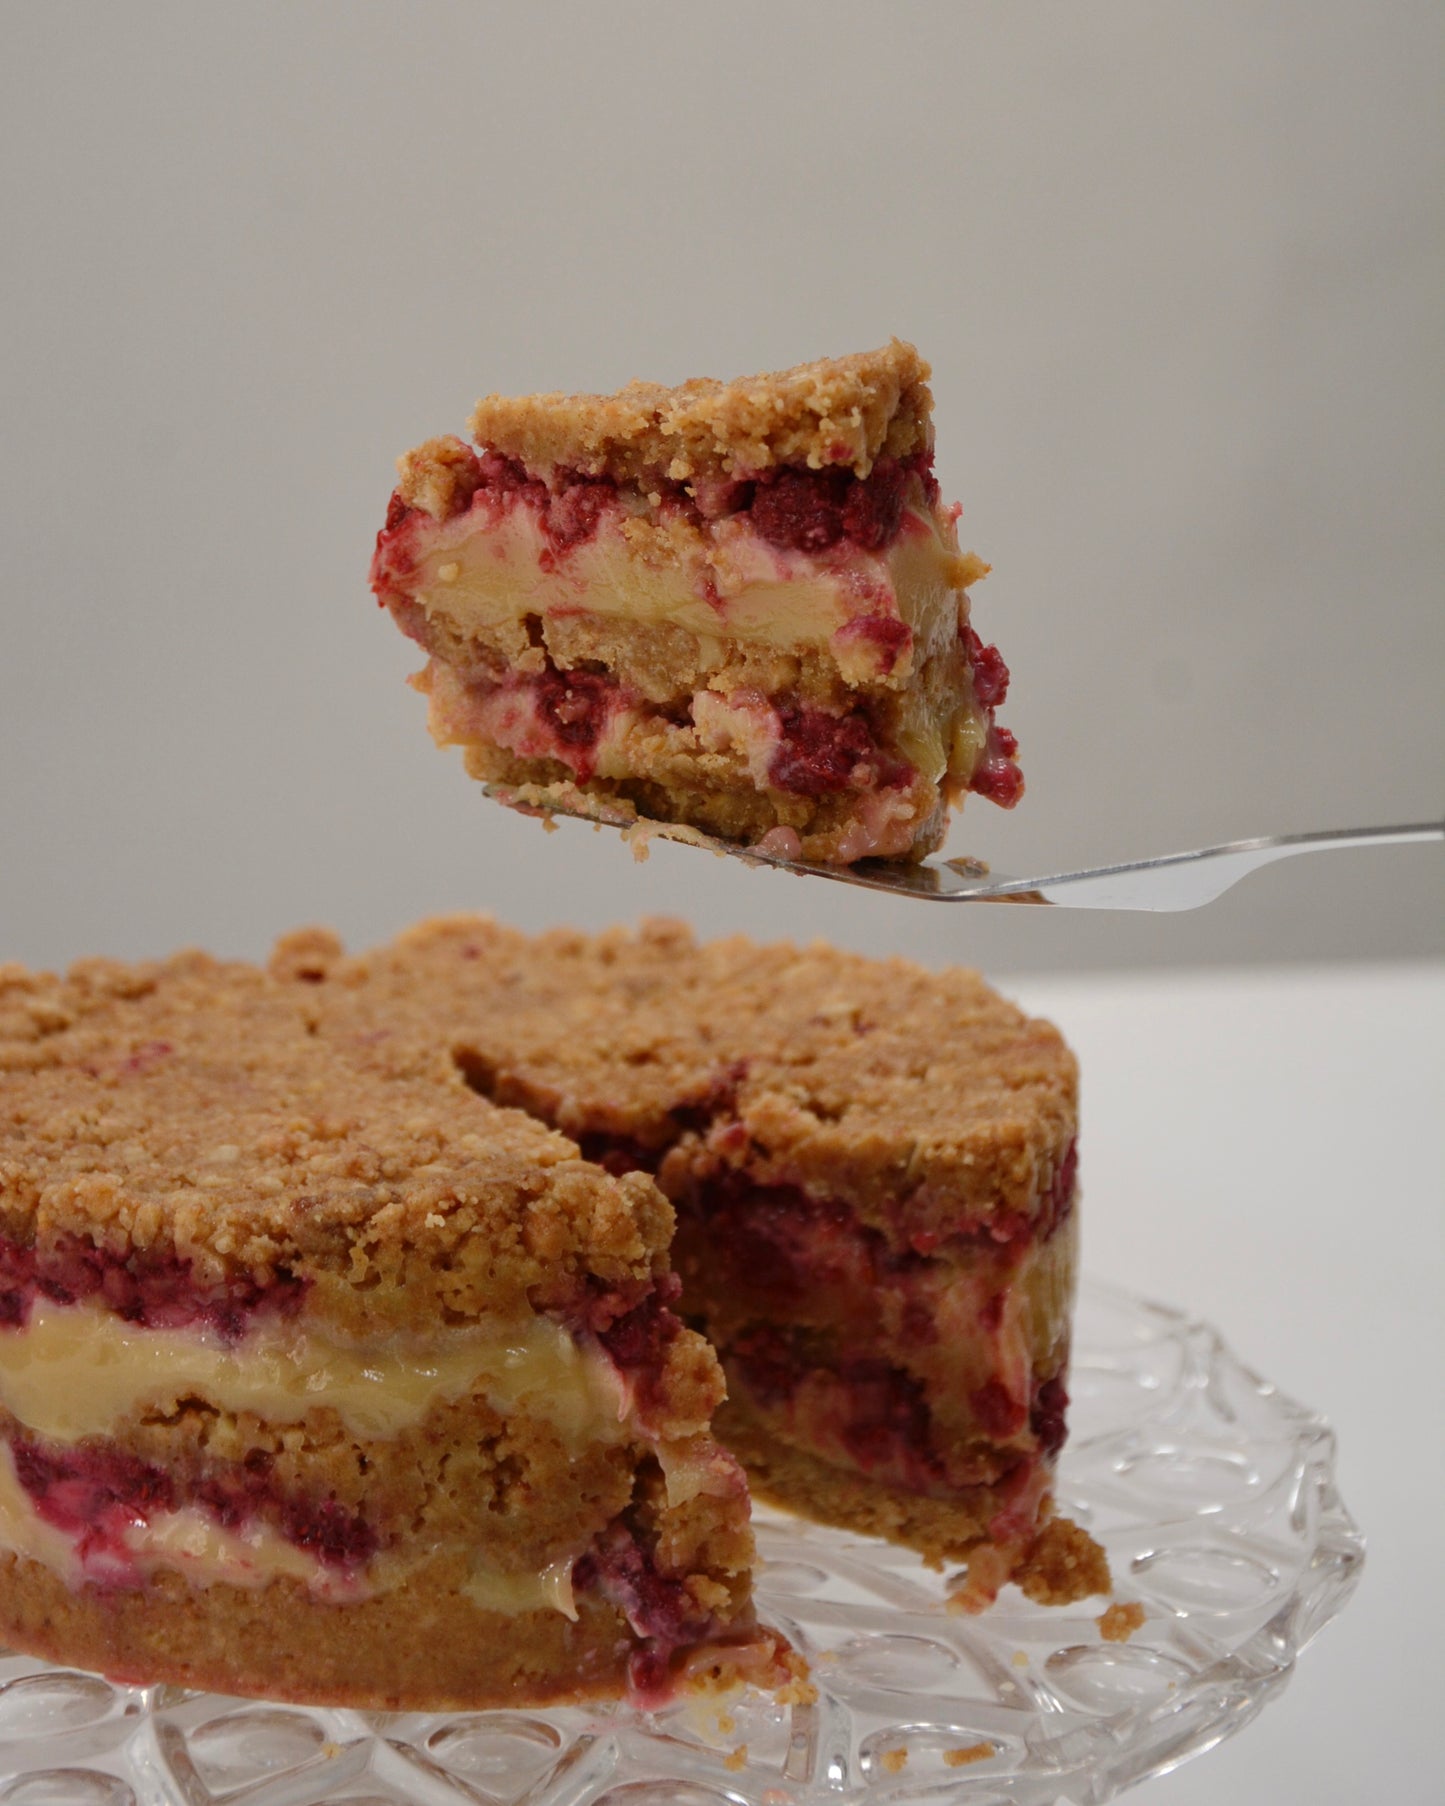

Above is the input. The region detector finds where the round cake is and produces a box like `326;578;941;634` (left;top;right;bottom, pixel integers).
0;919;1104;1709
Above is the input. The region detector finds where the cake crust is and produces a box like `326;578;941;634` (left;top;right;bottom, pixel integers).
0;950;670;1332
303;915;1077;1230
466;339;933;485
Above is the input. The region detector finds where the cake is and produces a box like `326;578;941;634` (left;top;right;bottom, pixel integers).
287;917;1100;1608
0;920;1104;1709
0;949;798;1709
370;341;1022;864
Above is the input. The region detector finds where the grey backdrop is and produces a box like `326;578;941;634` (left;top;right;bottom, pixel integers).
1;0;1441;977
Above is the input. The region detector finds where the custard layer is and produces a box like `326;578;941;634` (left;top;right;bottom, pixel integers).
0;1303;628;1452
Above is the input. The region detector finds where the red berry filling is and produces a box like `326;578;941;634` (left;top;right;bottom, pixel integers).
662;1153;1078;1490
369;448;941;616
747;453;927;554
531;663;616;761
767;700;909;798
8;1431;377;1586
572;1514;718;1701
961;624;1023;807
0;1234;307;1341
1030;1372;1070;1459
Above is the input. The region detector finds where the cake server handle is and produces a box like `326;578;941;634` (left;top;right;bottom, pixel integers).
803;819;1445;909
482;785;1442;911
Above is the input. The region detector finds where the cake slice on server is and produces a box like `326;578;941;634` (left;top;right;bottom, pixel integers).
371;341;1022;865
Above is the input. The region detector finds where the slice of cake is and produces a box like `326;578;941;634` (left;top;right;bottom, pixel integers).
370;341;1022;864
292;918;1101;1609
0;949;797;1709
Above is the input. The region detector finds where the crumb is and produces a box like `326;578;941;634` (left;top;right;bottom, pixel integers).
1014;1516;1111;1605
775;1674;819;1708
943;1742;995;1768
717;1711;736;1735
1097;1600;1147;1643
1011;1650;1029;1668
879;1747;908;1774
945;1541;1012;1614
724;1745;748;1771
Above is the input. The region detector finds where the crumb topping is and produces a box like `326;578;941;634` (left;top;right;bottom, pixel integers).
465;340;933;485
0;948;671;1331
305;915;1077;1228
0;917;1074;1326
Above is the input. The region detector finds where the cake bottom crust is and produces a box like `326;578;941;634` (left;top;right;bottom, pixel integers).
463;745;947;866
717;1402;1108;1610
0;1550;792;1711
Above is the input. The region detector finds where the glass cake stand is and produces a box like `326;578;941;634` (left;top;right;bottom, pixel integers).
0;1280;1362;1806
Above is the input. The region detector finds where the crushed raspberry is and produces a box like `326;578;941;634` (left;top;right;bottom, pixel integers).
961;625;1023;807
963;625;1011;710
968;727;1025;808
596;1286;682;1373
835;613;913;676
586;1276;685;1423
970;1377;1028;1439
750;467;851;551
748;454;922;555
768;702;897;797
728;1325;805;1411
13;1436;175;1566
837;1359;938;1478
9;1431;376;1582
841;457;908;549
0;1234;307;1340
542;472;616;550
532;665;615;766
1030;1373;1070;1458
384;491;413;534
575;1517;716;1700
474;450;549;509
680;1169;875;1309
279;1494;378;1567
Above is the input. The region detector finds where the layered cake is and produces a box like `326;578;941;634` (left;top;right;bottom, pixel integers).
370;341;1022;864
286;918;1103;1608
0;921;1103;1708
0;950;797;1709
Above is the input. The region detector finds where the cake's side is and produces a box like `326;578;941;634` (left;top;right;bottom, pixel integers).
0;953;797;1708
294;917;1104;1609
370;343;1021;865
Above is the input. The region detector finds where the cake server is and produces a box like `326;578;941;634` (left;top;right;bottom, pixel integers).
484;791;1443;910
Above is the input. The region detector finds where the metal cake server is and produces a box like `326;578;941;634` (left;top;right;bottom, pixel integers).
484;788;1443;911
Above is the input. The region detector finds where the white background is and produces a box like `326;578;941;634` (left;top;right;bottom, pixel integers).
1;5;1442;1801
0;0;1439;976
